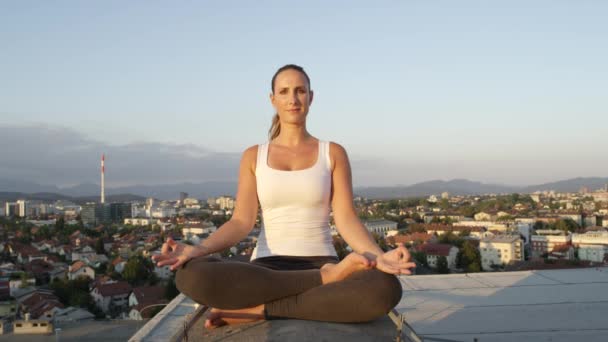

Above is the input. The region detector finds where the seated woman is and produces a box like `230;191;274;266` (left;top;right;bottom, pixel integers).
152;64;416;329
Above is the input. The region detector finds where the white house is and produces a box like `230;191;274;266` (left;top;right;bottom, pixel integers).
415;243;459;270
480;235;524;271
90;281;132;314
362;219;398;235
531;230;571;258
572;230;608;246
68;261;95;281
577;244;608;263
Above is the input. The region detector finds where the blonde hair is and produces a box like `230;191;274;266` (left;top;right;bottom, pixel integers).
267;64;310;141
268;113;281;140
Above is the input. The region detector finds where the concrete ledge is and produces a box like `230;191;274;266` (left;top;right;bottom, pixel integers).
128;294;204;342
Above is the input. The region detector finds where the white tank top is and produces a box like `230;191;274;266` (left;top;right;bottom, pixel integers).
251;140;337;260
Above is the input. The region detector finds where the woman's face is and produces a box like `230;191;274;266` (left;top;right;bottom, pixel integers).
270;69;314;125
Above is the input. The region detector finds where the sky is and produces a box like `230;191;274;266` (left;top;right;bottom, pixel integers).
1;1;607;188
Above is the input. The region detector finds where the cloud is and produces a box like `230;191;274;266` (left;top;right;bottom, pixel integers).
0;124;240;187
1;124;606;189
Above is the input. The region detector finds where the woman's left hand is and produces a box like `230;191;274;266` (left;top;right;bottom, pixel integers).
375;243;416;275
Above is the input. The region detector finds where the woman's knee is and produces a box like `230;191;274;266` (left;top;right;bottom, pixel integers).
175;256;220;303
361;271;403;318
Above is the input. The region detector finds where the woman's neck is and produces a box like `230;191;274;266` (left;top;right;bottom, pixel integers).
273;125;313;147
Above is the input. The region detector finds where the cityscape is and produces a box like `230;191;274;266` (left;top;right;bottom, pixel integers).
1;152;607;339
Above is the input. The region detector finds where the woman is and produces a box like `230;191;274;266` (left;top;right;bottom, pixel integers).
152;64;416;328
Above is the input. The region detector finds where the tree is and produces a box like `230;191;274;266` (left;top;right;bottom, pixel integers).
332;236;349;260
372;232;388;252
411;251;428;267
55;216;65;231
456;241;482;273
439;198;450;211
95;238;105;254
533;221;548;231
552;219;579;233
408;224;427;234
436;256;450;274
459;205;476;218
123;256;152;286
165;276;180;300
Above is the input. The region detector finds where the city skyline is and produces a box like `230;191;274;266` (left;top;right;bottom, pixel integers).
1;1;607;187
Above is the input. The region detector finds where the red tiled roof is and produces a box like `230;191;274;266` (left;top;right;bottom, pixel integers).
70;260;87;273
388;233;434;245
12;242;43;257
95;281;132;297
416;243;454;256
22;291;59;308
552;244;573;253
132;286;165;304
29;299;64;319
112;257;124;266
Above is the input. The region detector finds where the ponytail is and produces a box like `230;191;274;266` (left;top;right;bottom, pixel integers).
268;113;281;140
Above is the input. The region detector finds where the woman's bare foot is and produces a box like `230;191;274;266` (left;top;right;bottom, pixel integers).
320;252;373;284
204;304;265;330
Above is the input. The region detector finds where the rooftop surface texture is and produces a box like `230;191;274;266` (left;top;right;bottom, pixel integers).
130;267;608;342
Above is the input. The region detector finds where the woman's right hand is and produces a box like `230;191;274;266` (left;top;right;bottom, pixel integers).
151;237;203;271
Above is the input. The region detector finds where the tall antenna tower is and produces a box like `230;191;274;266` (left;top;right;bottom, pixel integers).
101;154;105;204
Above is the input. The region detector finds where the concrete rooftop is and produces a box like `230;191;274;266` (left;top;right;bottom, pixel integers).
130;267;608;342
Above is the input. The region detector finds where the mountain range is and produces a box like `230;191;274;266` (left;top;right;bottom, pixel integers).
1;177;607;202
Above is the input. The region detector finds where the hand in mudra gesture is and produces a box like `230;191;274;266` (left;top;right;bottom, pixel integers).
375;243;416;275
151;237;203;271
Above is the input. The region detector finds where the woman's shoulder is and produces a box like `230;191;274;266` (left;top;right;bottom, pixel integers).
243;144;260;156
241;144;261;170
327;141;348;156
327;141;349;171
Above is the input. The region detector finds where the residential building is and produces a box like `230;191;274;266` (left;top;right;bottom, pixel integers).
577;244;608;263
90;281;132;314
13;319;54;335
0;300;17;317
363;219;398;235
81;203;111;226
110;202;132;222
474;211;496;221
530;230;572;258
427;224;485;237
128;286;167;320
547;244;575;260
386;233;436;247
216;196;235;210
558;213;583;226
480;235;524;271
571;230;608;246
68;261;95;280
124;218;159;226
416;243;459;270
4;202;19;217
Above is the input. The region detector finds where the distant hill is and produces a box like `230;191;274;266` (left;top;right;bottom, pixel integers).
1;177;607;201
521;177;608;193
355;179;519;199
0;191;145;204
0;191;73;202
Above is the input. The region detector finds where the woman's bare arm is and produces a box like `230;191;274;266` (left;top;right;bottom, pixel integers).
329;142;416;275
153;145;259;269
196;145;260;255
329;142;384;260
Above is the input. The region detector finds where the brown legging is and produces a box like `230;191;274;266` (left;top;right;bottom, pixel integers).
175;255;402;323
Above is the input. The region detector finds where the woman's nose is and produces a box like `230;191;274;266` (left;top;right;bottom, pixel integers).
288;91;300;105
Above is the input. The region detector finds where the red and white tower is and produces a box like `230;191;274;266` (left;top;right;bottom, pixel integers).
101;154;105;204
